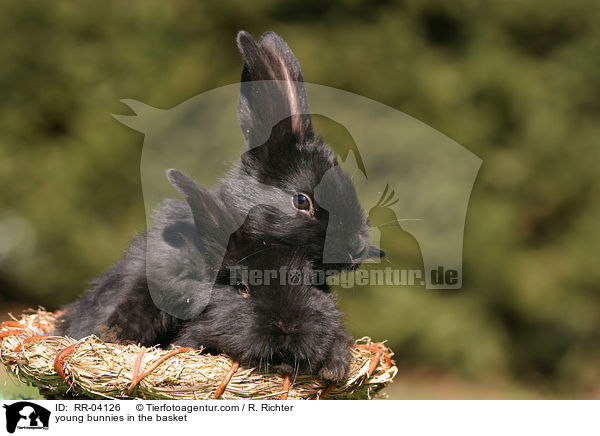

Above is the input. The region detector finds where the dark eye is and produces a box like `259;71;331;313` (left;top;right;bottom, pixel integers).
291;193;315;216
236;281;250;299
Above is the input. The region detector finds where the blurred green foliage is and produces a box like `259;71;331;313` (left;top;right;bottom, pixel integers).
0;0;599;395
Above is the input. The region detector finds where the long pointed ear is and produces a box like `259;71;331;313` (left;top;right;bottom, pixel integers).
237;30;315;149
166;169;226;230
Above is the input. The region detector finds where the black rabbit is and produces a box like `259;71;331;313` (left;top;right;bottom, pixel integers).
55;183;239;345
55;30;381;347
175;247;353;383
221;30;382;272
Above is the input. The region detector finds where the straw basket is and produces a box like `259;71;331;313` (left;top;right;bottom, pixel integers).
0;309;397;400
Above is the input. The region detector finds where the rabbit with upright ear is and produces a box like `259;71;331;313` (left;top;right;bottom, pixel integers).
219;31;383;275
55;30;381;347
168;31;384;276
174;247;354;383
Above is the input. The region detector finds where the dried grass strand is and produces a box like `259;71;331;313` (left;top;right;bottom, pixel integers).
1;309;398;400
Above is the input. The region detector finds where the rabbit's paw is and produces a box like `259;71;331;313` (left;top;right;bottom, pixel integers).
318;359;348;382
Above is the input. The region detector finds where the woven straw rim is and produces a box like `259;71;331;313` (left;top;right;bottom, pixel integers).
0;309;397;400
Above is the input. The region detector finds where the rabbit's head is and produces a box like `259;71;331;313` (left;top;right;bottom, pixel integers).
187;247;352;379
220;31;383;272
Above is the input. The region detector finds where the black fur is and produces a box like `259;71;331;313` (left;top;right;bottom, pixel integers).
237;31;314;150
174;249;353;381
56;30;380;354
221;30;379;272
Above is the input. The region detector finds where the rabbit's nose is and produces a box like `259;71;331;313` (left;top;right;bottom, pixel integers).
275;320;294;334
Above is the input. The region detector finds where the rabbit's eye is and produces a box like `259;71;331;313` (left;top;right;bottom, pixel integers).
291;193;315;216
236;281;250;299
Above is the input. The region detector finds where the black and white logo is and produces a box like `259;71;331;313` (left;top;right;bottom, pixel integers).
3;402;50;433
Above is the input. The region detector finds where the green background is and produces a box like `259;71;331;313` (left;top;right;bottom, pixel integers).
1;0;599;399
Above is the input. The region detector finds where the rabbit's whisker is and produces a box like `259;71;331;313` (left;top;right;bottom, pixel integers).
234;246;278;264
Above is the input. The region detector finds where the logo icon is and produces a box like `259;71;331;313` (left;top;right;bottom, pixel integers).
3;402;50;433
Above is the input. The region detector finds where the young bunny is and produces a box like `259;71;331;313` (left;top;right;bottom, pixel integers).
163;31;383;294
163;31;383;276
174;246;354;387
56;30;381;346
54;181;240;345
220;30;383;272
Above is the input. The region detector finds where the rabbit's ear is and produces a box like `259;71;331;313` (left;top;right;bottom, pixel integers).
237;30;315;149
166;169;225;230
